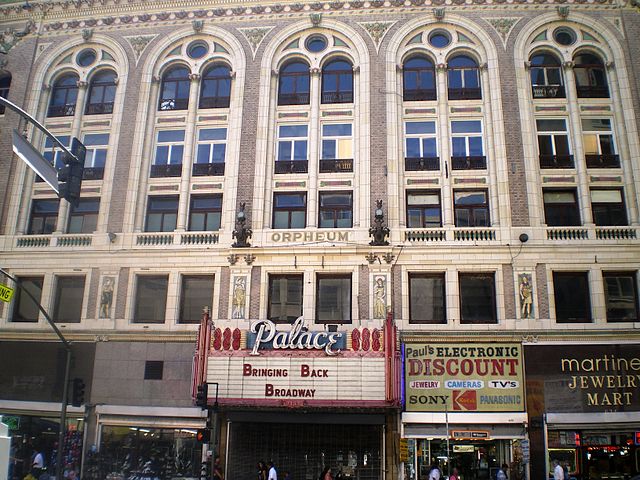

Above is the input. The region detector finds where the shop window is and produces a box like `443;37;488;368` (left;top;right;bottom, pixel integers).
278;60;310;106
529;53;565;98
85;70;117;115
268;274;303;323
603;272;638;322
151;130;184;178
28;199;59;234
200;63;231;109
158;66;190;111
273;192;307;229
537;119;573;168
0;71;11;115
405;121;439;171
582;119;619;168
573;52;609;98
451;120;485;169
48;74;79;117
145;196;178;232
53;276;85;323
447;55;481;100
11;276;43;322
189;195;222;231
276;124;308;174
68;198;100;234
318;191;352;228
553;271;592;323
179;275;214;324
406;191;442;228
591;189;627;226
409;273;446;324
403;55;436;102
316;274;351;323
144;360;164;380
453;190;489;227
459;272;497;324
320;123;353;173
82;133;109;180
321;58;353;104
194;128;226;176
543;189;580;227
133;275;168;323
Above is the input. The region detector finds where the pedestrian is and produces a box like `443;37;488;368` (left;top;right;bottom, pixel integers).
428;463;441;480
268;461;278;480
30;445;45;480
449;467;459;480
320;467;333;480
553;460;564;480
497;464;508;480
258;461;267;480
562;462;570;480
213;456;224;480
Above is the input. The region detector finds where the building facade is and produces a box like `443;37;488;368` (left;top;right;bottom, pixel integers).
0;0;639;479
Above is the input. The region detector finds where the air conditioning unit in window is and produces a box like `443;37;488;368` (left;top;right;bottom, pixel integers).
325;324;339;332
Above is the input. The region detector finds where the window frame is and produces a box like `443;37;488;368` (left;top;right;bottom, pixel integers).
320;123;354;173
82;132;110;180
453;189;490;228
573;52;609;99
553;271;592;323
543;189;581;227
590;188;627;227
0;71;11;115
199;63;232;109
406;190;442;228
28;199;60;235
403;55;437;102
85;70;117;115
278;60;311;106
158;66;191;111
321;58;354;104
450;120;485;169
447;55;481;100
316;273;352;324
276;124;309;174
11;276;44;323
459;272;497;324
179;274;215;324
188;194;222;232
48;74;79;117
68;198;100;234
194;127;227;176
404;121;439;171
602;271;639;323
409;272;446;324
145;196;178;232
529;53;565;98
582;118;619;168
133;275;169;324
268;274;304;323
536;118;573;168
52;275;86;323
272;192;307;229
318;191;353;228
151;130;185;178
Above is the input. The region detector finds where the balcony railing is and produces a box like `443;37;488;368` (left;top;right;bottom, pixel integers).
158;98;189;111
192;163;225;176
322;91;353;104
448;88;482;101
546;227;589;240
532;85;566;99
576;86;609;98
136;233;173;246
595;227;637;240
319;159;353;173
199;96;230;109
275;160;308;174
150;164;183;178
278;93;310;106
403;89;437;102
85;102;114;115
47;104;76;117
451;155;486;170
405;157;439;171
539;154;574;169
585;154;620;169
454;228;496;241
83;167;104;181
405;229;446;242
181;232;220;245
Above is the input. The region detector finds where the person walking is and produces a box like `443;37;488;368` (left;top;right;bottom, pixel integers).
497;464;508;480
268;461;278;480
428;463;441;480
553;460;564;480
320;467;333;480
449;467;459;480
258;461;267;480
213;456;224;480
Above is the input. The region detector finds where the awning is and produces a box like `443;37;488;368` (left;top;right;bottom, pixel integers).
546;412;640;430
95;405;207;429
402;412;528;439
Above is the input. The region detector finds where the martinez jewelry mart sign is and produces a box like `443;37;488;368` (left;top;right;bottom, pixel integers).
404;343;525;412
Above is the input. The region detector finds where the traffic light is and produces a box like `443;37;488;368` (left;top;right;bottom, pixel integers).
195;383;208;409
58;137;85;207
71;377;85;407
196;428;210;443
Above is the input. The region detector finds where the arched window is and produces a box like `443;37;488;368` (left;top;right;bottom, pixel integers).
529;53;565;99
86;70;117;115
574;52;609;98
158;66;190;111
278;60;310;106
447;55;481;100
199;64;231;109
47;74;79;117
403;55;436;101
321;58;353;104
0;71;11;115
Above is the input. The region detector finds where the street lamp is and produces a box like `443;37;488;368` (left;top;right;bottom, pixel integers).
369;200;390;246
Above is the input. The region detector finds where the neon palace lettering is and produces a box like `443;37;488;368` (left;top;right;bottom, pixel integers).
250;317;342;356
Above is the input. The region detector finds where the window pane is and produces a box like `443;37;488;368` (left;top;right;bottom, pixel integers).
553;272;591;323
196;145;210;164
269;275;303;323
582;134;599;155
459;273;496;324
464;69;479;88
134;276;168;323
322;140;337;159
410;274;446;323
537;119;566;132
280;125;308;137
591;190;622;203
158;130;185;142
190;212;205;231
293;140;307;160
554;136;570;155
547;69;562;85
53;276;85;323
84;133;109;146
323;124;351;136
451;121;481;134
317;276;351;323
169;145;184;164
455;191;486;205
422;138;437;157
337;139;352;158
278;142;292;161
180;275;214;324
199;128;227;141
468;137;483;156
604;273;638;322
538;136;554;155
448;70;462;89
212;144;226;163
452;138;467;157
406;138;421;158
12;277;43;322
206;212;221;231
290;211;306;229
406;122;436;135
155;146;169;165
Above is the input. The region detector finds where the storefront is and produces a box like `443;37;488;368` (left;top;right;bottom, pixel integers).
524;343;640;480
401;343;528;480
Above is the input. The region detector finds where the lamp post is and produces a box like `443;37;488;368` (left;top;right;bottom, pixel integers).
369;200;390;246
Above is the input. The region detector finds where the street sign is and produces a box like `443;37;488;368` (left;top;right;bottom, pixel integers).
12;129;59;193
0;284;14;303
520;439;530;463
450;430;490;440
399;438;409;462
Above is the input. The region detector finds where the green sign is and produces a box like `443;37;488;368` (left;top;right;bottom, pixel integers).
1;415;20;430
404;343;525;412
0;284;14;303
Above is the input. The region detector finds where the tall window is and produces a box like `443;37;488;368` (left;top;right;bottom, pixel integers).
189;195;222;231
53;276;85;323
152;130;184;178
85;70;117;115
28;199;59;234
134;275;168;323
318;192;352;228
0;71;11;115
43;135;71;170
48;74;79;117
316;274;351;323
603;272;638;322
451;120;485;169
543;189;581;226
537;119;573;168
453;190;489;227
145;196;178;232
321;58;353;104
83;133;109;180
574;52;609;98
276;125;308;174
405;121;438;171
582;119;619;168
406;191;441;228
194;128;226;176
447;55;481;100
199;64;231;109
158;66;190;111
529;53;565;98
179;275;214;324
68;198;100;233
268;274;303;323
409;273;446;324
278;60;310;106
553;271;591;323
273;192;307;229
403;56;436;101
591;189;627;226
459;273;497;324
11;276;43;323
320;124;353;173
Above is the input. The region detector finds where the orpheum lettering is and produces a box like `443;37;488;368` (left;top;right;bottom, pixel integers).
265;384;316;398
